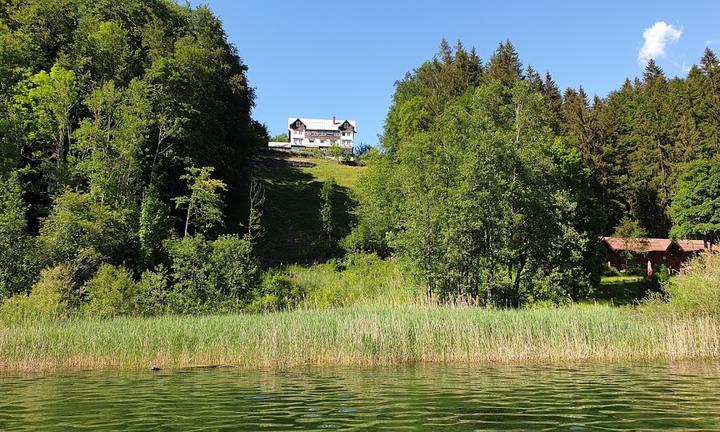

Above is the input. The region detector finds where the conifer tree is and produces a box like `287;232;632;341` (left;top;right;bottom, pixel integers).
700;47;719;73
563;87;596;167
484;41;523;86
643;59;664;82
542;72;564;134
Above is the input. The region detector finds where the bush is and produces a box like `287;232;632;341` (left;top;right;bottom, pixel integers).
0;264;75;324
247;270;303;313
210;235;258;304
37;190;134;282
165;236;217;314
135;267;169;316
83;264;139;318
139;187;172;268
165;235;261;313
0;173;39;298
666;252;720;315
290;253;419;309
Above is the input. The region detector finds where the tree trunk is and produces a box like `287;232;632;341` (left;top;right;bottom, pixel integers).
184;201;192;238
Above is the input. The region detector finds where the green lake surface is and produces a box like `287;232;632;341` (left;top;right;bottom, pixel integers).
1;363;719;431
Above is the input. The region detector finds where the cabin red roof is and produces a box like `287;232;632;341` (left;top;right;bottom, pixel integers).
602;237;672;252
676;240;707;252
602;237;710;253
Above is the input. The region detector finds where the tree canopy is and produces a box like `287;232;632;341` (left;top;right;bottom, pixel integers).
0;0;266;312
350;40;720;306
670;160;720;243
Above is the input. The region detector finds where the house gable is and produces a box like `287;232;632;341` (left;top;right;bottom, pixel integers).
289;118;306;131
339;120;355;132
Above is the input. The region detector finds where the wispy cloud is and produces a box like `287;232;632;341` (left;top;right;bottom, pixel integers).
638;21;683;65
682;61;692;74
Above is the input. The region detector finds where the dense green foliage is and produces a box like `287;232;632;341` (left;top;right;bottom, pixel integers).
319;177;337;249
350;42;604;306
563;53;720;236
0;264;75;323
670;160;720;243
348;40;720;306
0;0;267;317
0;172;36;297
664;251;720;316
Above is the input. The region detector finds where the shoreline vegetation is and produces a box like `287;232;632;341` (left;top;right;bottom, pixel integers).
3;249;719;373
1;306;718;372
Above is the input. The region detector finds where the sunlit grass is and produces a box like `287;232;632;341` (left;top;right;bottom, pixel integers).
1;305;717;372
292;157;365;191
253;155;364;264
288;255;420;308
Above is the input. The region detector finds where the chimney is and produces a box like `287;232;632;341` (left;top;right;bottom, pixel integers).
333;115;337;125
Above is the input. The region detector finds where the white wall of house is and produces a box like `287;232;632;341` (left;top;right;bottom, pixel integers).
285;117;356;151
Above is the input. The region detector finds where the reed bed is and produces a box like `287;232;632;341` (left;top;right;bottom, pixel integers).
0;305;718;372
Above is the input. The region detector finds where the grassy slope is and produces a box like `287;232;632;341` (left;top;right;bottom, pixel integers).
253;153;365;265
1;306;717;372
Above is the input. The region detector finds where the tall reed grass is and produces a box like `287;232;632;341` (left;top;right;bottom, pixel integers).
1;305;717;372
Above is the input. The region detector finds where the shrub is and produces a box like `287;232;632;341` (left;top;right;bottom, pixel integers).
247;270;303;313
666;252;720;315
135;266;169;316
0;264;75;324
0;173;38;298
165;234;262;313
139;187;172;268
165;236;218;313
83;264;138;318
210;235;258;304
37;190;134;282
291;253;419;309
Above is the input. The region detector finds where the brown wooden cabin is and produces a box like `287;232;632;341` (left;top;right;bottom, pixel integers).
602;237;710;273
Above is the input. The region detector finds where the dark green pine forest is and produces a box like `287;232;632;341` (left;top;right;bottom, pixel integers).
1;0;720;315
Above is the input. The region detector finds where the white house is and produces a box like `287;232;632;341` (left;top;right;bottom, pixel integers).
270;117;357;153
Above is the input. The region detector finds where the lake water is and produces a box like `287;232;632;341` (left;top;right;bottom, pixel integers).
1;363;719;431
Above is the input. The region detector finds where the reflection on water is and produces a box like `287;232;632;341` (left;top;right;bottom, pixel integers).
1;363;719;431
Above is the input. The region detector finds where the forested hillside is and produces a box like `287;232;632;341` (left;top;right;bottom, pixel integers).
0;0;267;311
347;40;720;306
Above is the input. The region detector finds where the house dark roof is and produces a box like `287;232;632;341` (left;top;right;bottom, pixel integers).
288;117;357;131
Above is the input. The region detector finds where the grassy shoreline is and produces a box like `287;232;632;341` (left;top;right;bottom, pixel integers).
1;305;718;372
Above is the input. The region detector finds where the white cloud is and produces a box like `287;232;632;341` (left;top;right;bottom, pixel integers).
638;21;683;65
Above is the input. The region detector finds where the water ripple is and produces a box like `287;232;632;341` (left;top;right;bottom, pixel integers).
0;363;719;431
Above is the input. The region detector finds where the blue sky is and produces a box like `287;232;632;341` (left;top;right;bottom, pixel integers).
190;0;720;145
